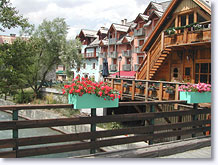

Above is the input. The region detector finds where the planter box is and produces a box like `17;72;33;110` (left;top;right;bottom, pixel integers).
68;94;119;109
180;92;211;104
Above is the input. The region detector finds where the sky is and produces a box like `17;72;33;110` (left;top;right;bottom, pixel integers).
2;0;168;39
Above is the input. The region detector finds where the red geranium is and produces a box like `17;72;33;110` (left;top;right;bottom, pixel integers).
62;77;120;101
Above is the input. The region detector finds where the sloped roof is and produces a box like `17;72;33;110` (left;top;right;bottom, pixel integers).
144;1;171;14
141;0;211;52
149;10;164;19
100;38;109;46
97;27;108;35
86;38;100;48
80;29;98;38
112;23;130;32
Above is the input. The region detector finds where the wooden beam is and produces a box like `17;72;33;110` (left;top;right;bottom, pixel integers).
132;80;136;100
158;82;163;101
146;52;151;80
121;79;124;100
174;84;179;109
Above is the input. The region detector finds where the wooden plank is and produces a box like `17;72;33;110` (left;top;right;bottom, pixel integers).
111;78;114;90
147;52;150;80
174;84;179;109
0;104;74;111
121;79;124;100
0;108;210;131
16;126;210;158
158;83;163;101
132;80;135;100
145;82;149;101
0;151;16;158
0;139;16;149
161;32;165;51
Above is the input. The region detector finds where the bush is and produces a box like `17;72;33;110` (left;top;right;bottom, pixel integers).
15;90;34;103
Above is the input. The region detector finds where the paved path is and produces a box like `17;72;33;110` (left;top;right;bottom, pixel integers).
160;146;211;158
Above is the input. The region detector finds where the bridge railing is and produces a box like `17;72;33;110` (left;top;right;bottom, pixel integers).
0;102;211;158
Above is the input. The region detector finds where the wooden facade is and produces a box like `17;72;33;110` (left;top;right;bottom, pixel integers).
136;0;211;84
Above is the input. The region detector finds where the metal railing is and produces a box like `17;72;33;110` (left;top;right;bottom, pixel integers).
134;28;146;37
122;64;131;71
108;51;118;58
122;50;132;58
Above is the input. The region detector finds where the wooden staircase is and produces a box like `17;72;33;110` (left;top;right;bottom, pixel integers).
149;48;172;79
137;33;172;80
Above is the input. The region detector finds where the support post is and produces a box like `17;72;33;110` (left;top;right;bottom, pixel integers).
145;82;149;101
192;103;198;137
158;82;163;101
121;79;124;100
132;80;135;101
90;108;96;154
174;84;179;109
149;104;155;145
12;110;18;157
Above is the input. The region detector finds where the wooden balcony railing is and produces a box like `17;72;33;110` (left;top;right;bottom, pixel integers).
163;21;211;48
104;77;187;102
84;52;96;59
0;102;211;158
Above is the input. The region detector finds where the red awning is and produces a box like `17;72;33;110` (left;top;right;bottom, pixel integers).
109;71;136;79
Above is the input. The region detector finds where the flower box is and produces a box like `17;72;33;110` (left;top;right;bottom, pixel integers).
68;94;119;109
180;91;211;104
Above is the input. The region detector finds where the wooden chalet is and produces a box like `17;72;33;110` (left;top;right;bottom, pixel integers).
136;0;211;84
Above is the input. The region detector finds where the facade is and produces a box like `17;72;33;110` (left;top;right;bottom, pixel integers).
136;0;211;84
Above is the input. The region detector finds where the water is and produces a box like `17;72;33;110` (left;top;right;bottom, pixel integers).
0;111;90;158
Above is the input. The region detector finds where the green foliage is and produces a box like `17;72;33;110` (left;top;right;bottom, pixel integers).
14;90;34;103
0;0;30;31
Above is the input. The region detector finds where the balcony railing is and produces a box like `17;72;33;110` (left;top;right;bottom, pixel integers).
84;52;96;58
109;38;117;45
134;64;141;71
99;52;107;58
134;28;146;37
108;51;118;58
110;64;117;71
122;50;132;58
122;64;131;71
135;46;143;53
163;21;211;48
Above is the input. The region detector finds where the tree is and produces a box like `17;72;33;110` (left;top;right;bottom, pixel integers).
21;18;83;97
0;0;30;31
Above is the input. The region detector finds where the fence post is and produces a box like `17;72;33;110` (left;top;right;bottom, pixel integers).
174;84;179;109
12;109;19;157
132;80;135;100
90;108;96;154
149;104;155;145
158;82;163;101
121;79;124;100
192;103;198;137
145;82;149;101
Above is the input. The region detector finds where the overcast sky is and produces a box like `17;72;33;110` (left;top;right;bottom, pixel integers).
2;0;168;39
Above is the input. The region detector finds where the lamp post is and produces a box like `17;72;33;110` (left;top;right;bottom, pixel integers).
118;56;122;78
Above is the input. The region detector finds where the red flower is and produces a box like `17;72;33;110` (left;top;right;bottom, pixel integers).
98;91;103;96
62;89;66;95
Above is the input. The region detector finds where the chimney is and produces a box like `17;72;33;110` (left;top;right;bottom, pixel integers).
124;19;127;25
121;20;124;25
10;34;16;37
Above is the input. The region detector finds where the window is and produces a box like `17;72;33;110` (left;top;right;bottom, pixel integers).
195;63;211;84
173;68;178;78
93;63;96;69
185;67;191;76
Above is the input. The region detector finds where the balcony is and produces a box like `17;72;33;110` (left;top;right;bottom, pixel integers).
110;64;118;71
122;64;131;71
134;64;141;71
108;51;118;58
122;50;132;58
109;38;117;45
163;21;211;48
135;46;143;53
99;52;107;58
134;28;146;37
84;52;96;58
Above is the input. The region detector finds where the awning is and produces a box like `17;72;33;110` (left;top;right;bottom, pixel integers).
109;71;136;79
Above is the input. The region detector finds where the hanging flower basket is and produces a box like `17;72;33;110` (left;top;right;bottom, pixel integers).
63;77;120;109
179;83;211;104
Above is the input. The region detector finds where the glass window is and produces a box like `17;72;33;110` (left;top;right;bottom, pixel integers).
195;64;199;73
189;13;194;24
185;68;191;76
200;75;208;83
200;63;208;73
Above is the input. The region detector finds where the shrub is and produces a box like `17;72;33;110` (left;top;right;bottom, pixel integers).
15;90;34;103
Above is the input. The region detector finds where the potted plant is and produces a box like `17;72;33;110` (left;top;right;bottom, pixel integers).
166;85;175;94
148;83;156;91
179;83;211;103
62;77;120;109
136;82;145;94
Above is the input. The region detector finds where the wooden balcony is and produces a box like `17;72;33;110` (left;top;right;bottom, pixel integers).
110;64;118;71
134;28;145;37
99;52;107;58
104;77;187;102
109;38;117;45
122;50;132;58
135;46;143;53
122;64;131;71
163;21;211;48
108;51;118;58
84;52;97;59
